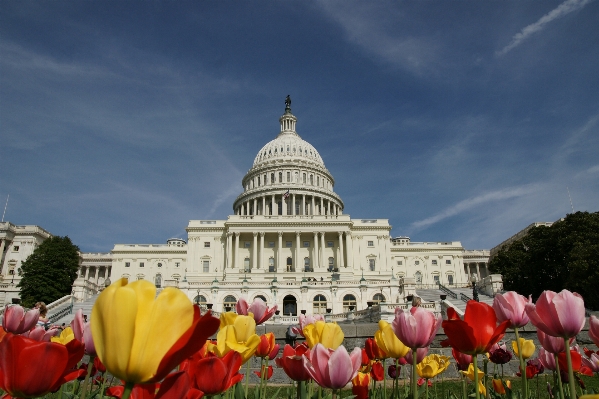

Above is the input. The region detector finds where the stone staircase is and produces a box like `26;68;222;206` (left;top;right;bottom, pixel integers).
416;286;496;314
50;294;99;326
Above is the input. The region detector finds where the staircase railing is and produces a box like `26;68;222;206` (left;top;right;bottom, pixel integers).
437;282;458;299
47;295;76;323
460;293;472;302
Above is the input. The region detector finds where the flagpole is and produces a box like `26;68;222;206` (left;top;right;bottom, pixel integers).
1;194;8;222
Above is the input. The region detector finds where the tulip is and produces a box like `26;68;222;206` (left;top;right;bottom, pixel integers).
2;305;39;334
352;372;370;399
525;290;586;399
417;378;432;387
488;343;512;365
392;307;441;350
107;371;202;399
493;292;531;328
416;354;450;379
388;364;399;379
71;309;96;355
236;297;277;325
275;343;311;381
51;327;76;345
583;347;596;358
581;353;599;373
512;338;535;359
375;320;410;359
22;325;60;341
404;347;429;365
537;329;572;354
0;333;85;398
186;350;244;396
371;361;384;381
365;337;387;360
538;348;557;371
254;365;273;380
452;348;473;371
216;313;260;364
303;344;362;390
360;348;369;369
589;315;599;347
91;278;220;385
558;350;582;373
303;320;344;349
492;378;511;394
290;314;324;337
255;333;279;359
461;363;486;396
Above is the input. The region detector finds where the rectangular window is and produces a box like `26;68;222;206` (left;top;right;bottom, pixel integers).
415;261;420;265
431;260;437;265
327;241;334;247
287;172;290;182
125;262;130;267
245;242;251;248
258;177;261;186
448;275;454;285
446;259;452;264
368;241;374;247
140;262;145;268
203;261;209;273
303;173;306;183
204;242;210;248
13;246;19;252
433;275;440;283
303;241;310;247
397;261;403;265
369;259;376;271
268;242;275;248
286;241;292;248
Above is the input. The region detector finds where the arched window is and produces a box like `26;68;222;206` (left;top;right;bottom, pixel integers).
268;257;275;272
155;274;162;288
271;173;275;184
223;295;236;311
194;295;207;308
414;271;422;284
304;257;311;272
279;172;283;183
328;257;335;271
343;294;357;312
373;293;385;305
283;295;297;316
303;173;306;183
447;274;454;286
287;257;293;272
254;295;267;304
313;294;327;314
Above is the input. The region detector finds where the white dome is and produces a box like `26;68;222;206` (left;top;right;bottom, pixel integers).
253;132;324;167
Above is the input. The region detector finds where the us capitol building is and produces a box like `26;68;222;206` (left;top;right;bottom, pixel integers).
1;98;496;319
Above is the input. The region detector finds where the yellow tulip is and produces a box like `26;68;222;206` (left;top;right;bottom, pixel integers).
512;338;535;359
91;278;219;384
51;327;75;345
303;321;344;349
375;321;410;359
416;354;451;378
461;363;485;382
216;313;260;363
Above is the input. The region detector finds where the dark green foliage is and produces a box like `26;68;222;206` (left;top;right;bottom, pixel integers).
17;236;80;308
489;211;599;310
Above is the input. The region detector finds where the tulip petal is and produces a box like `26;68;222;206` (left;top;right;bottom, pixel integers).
551;290;586;338
442;318;478;354
327;345;352;389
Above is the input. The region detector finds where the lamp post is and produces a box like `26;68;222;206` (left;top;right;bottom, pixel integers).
470;274;479;302
195;289;201;306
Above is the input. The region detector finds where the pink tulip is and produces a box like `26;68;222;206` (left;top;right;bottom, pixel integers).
537;329;574;354
538;348;557;371
392;306;441;349
493;292;531;328
21;325;61;341
525;290;585;339
581;353;599;373
404;347;429;365
2;305;39;334
303;344;361;389
291;314;325;337
589;316;599;347
70;309;96;355
236;297;277;325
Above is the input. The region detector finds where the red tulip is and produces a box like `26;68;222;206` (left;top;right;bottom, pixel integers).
370;361;384;381
388;364;400;378
186;351;243;395
392;307;441;349
94;356;107;373
361;348;369;367
255;333;279;358
352;372;370;399
365;337;387;360
589;316;599;347
0;333;85;398
254;365;273;380
583;347;596;358
417;378;432;387
236;297;277;325
2;305;39;334
488;343;512;364
558;350;582;373
493;292;531;328
525;290;585;339
275;343;311;381
106;371;203;399
441;301;509;355
451;348;473;371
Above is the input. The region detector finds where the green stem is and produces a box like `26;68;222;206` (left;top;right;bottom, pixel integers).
297;380;306;399
262;358;269;399
99;373;107;399
245;361;250;399
58;383;64;399
412;349;418;399
554;355;565;399
80;356;96;399
121;382;134;399
425;378;429;399
563;338;577;399
462;375;467;399
515;328;528;398
473;355;480;399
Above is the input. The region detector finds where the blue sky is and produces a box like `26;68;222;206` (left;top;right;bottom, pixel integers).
1;1;598;253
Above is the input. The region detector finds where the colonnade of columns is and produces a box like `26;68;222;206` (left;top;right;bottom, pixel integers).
79;265;111;286
224;231;354;272
235;193;341;217
463;262;489;280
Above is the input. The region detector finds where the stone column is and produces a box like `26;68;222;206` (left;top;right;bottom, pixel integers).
277;232;283;271
301;195;305;215
320;197;324;216
234;233;240;270
295;232;301;272
262;196;265;215
292;194;296;216
253;198;257;216
327;200;330;216
259;232;265;269
85;266;91;281
311;196;315;215
271;195;275;216
338;232;345;268
313;232;319;269
282;194;287;216
476;262;481;280
346;232;353;269
320;232;325;270
226;232;232;269
252;232;258;270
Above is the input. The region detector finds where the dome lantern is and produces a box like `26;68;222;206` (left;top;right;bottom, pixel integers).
279;95;297;133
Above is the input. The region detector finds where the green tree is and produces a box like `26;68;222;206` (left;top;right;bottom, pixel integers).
489;211;599;310
17;236;80;308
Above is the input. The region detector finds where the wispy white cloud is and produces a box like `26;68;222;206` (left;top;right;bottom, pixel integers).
496;0;593;56
410;185;539;231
